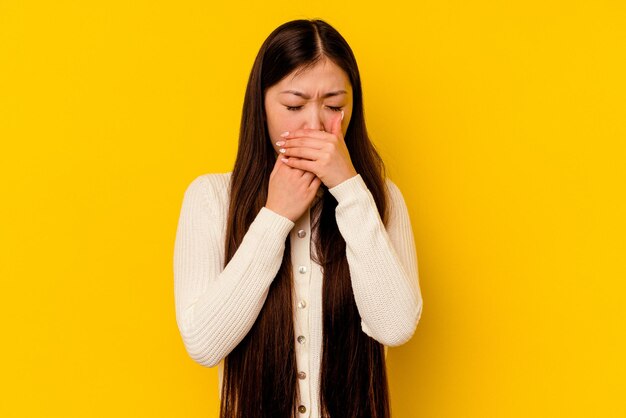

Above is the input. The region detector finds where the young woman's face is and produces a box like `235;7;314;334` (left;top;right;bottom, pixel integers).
264;58;353;155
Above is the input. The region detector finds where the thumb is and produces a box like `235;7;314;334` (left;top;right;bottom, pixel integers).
330;109;344;137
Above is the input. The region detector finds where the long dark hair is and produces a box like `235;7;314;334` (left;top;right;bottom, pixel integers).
222;19;390;418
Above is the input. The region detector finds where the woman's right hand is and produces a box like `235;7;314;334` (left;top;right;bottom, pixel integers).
265;154;321;222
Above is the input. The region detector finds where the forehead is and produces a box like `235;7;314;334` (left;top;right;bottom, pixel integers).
274;59;352;93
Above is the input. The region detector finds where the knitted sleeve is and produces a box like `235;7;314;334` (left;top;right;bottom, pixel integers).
328;174;423;347
174;174;294;367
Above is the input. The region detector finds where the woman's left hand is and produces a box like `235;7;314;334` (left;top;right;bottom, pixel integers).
277;111;358;189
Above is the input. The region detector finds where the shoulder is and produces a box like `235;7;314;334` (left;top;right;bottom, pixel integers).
179;172;233;216
183;171;232;196
384;177;399;193
384;177;405;203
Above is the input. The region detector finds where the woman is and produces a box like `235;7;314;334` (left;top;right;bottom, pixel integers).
174;18;423;418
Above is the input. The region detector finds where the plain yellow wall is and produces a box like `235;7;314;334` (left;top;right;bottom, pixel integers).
1;1;624;417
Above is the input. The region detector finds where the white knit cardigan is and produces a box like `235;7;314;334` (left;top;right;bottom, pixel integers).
174;172;423;417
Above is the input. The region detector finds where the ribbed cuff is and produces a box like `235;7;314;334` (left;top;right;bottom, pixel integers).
253;206;295;237
328;174;369;203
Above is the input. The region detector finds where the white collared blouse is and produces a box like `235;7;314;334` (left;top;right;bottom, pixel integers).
174;172;423;418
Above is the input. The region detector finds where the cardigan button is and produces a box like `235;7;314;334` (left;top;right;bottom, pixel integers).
297;300;307;309
297;229;306;238
297;335;306;344
298;405;306;413
298;371;306;379
298;265;307;274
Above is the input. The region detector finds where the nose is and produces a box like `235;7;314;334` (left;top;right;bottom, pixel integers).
303;106;326;132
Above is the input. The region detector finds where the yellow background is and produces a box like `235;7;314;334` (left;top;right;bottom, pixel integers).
1;1;624;417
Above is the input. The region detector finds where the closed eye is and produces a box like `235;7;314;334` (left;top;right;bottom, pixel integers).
285;105;343;112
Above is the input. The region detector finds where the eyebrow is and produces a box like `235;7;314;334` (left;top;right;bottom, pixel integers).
279;90;347;99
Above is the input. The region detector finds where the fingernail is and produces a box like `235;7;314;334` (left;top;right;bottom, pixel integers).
280;131;289;137
276;140;285;146
279;148;286;154
281;157;288;162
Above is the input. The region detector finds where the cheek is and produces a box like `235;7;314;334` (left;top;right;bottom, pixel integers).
267;107;286;130
341;112;351;134
267;112;295;138
265;111;280;137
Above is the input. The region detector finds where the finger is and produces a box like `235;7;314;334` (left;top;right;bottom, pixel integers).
301;170;316;182
283;111;344;141
309;176;322;191
281;156;316;174
281;129;330;141
280;137;325;150
271;151;283;174
281;146;322;161
331;110;344;137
